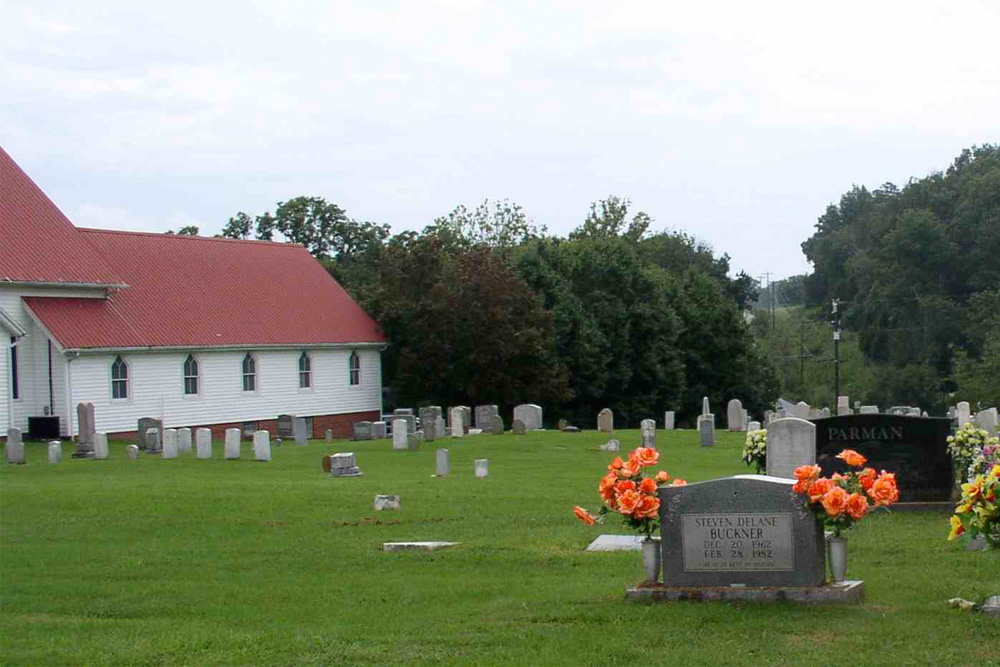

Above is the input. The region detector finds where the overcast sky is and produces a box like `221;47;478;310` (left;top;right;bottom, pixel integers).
3;0;998;282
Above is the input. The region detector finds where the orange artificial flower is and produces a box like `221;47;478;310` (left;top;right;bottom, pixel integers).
617;489;643;515
821;485;849;517
793;464;821;481
846;492;869;520
634;494;661;519
837;449;867;467
599;472;618;503
655;470;671;484
639;477;658;495
574;506;596;525
792;477;812;494
670;479;688;487
858;467;876;491
831;472;849;483
608;457;624;472
634;447;660;468
868;472;900;507
808;477;833;503
628;452;642;472
615;479;636;495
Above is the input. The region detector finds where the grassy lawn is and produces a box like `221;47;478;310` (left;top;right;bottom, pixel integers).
2;428;998;665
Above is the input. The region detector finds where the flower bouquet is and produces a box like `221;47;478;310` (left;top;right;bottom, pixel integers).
947;422;999;484
742;428;767;474
574;446;687;539
792;449;899;537
948;463;1000;548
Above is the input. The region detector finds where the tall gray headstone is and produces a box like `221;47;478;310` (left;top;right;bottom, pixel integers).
664;411;675;430
699;418;715;447
419;406;441;431
513;404;542;431
765;417;816;479
450;408;464;438
6;427;25;464
975;409;998;436
325;429;333;443
162;429;179;459
436;448;450;477
956;401;971;426
294;417;309;445
837;395;851;416
277;414;296;438
195;428;212;459
491;415;504;435
792;401;810;420
137;418;162;450
727;399;746;431
393;419;408;450
640;419;657;448
177;428;192;453
77;402;95;446
702;396;710;416
434;416;446;441
597;408;614;433
93;432;109;459
658;475;826;587
253;430;271;461
475;405;499;433
423;419;436;442
47;440;62;464
224;428;241;459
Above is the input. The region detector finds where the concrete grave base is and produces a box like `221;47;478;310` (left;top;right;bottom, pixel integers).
626;580;865;605
382;541;459;552
585;534;643;551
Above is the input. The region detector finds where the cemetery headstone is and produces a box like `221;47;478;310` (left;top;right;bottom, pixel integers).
975;409;998;436
598;408;614;433
177;428;192;453
253;430;271;461
793;401;811;420
557;418;569;431
450;408;464;438
434;416;446;440
353;421;373;441
195;428;212;458
224;428;241;459
460;406;472;432
162;429;179;459
765;417;816;479
809;408;824;419
423;419;436;442
657;475;826;587
76;401;96;446
956;401;971;426
641;419;657;448
764;410;774;424
601;439;621;452
821;407;831;418
393;409;416;433
407;431;423;451
699;418;715;447
664;411;675;430
747;421;761;432
93;432;109;459
475;459;489;478
907;407;921;417
512;419;526;435
326;429;333;443
815;414;952;501
513;404;543;431
277;414;296;438
475;405;499;433
374;495;401;511
491;415;504;435
837;396;851;417
146;428;161;454
126;444;139;460
6;428;25;464
328;452;363;477
436;448;450;476
372;421;387;439
859;406;879;415
702;396;711;416
47;440;62;464
392;420;408;450
294;417;309;445
727;399;746;431
419;406;441;431
137;418;162;450
394;408;414;416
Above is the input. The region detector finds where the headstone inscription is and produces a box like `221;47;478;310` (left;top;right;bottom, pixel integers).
48;440;62;464
699;419;715;447
277;414;296;438
162;429;179;459
392;420;408;450
727;399;746;431
475;405;499;433
475;459;489;478
195;428;212;458
765;418;816;479
224;428;241;459
641;419;657;448
513;404;543;431
598;408;614;433
6;428;25;464
658;475;826;587
137;418;162;450
436;448;450;476
815;414;952;501
93;432;109;460
664;411;675;430
294;417;309;445
353;421;373;441
253;430;271;461
177;428;192;453
491;415;504;435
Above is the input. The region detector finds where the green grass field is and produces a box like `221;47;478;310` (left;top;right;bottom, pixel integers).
2;429;997;665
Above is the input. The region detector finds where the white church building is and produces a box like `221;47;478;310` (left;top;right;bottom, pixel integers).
1;147;385;441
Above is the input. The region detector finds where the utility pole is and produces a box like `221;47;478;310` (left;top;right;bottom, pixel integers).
832;298;841;406
760;272;772;330
800;318;805;387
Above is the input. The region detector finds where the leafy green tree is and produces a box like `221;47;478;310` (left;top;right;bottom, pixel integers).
427;198;547;252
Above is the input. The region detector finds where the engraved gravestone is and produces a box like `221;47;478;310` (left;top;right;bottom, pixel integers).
146;428;161;454
793;401;810;420
641;419;657;448
727;399;746;431
294;417;309;445
658;475;826;587
976;409;998;436
407;431;423;451
475;405;498;433
137;418;162;450
328;452;362;477
747;421;761;432
699;418;715;447
423;419;436;442
372;421;387;439
434;416;446;440
597;408;614;433
450;408;464;438
664;411;675;430
393;410;416;434
513;404;542;431
353;421;373;441
702;397;710;416
765;418;816;479
77;402;95;446
475;459;489;478
277;414;296;438
126;444;140;460
419;406;441;429
326;429;333;443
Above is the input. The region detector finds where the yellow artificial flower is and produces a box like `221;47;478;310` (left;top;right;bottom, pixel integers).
948;515;966;541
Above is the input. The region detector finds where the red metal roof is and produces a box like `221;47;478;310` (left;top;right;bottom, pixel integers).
0;147;124;287
25;230;386;349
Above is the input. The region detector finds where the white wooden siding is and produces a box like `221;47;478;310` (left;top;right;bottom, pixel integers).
69;347;382;434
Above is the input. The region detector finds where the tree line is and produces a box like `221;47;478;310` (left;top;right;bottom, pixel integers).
220;196;778;427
